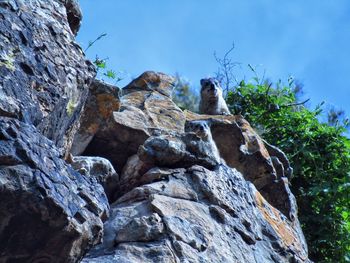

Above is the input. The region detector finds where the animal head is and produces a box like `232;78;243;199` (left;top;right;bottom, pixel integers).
185;120;210;139
200;78;223;99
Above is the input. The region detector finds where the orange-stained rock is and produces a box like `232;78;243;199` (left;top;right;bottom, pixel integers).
185;110;296;221
255;189;307;260
185;110;275;189
70;79;120;155
122;71;175;97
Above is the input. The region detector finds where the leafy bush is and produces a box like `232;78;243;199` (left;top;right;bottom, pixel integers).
226;80;350;262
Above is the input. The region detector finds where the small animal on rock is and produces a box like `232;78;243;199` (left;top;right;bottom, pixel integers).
185;120;212;141
199;78;231;115
185;120;222;164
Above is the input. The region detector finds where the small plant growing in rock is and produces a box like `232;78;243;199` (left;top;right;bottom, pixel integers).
93;56;122;83
84;33;123;84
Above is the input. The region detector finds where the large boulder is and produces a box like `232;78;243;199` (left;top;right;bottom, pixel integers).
0;118;109;262
82;71;185;173
80;70;310;261
185;111;297;220
138;131;222;170
185;111;277;189
83;165;310;263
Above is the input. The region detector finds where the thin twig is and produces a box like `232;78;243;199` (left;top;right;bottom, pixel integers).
84;33;107;53
281;98;310;108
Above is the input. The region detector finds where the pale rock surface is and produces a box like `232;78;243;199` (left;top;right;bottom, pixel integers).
69;155;119;202
83;165;310;263
81;72;311;262
82;71;185;173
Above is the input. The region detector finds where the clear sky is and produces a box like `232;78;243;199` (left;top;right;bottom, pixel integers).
77;0;350;116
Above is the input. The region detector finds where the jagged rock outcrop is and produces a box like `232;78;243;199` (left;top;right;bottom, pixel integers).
185;111;297;220
82;71;185;173
0;0;311;262
0;0;109;262
78;72;311;262
83;164;309;262
0;0;95;153
0;118;109;262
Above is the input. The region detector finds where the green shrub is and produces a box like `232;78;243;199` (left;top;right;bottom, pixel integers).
226;80;350;262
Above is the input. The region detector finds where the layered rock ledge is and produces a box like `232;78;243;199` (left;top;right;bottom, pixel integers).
77;72;310;263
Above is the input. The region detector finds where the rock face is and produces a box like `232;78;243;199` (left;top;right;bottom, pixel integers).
185;111;297;221
0;0;311;262
83;165;309;263
0;118;109;262
0;0;109;262
0;0;95;153
70;79;120;155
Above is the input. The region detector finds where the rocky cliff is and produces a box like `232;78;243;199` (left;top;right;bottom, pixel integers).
0;0;311;262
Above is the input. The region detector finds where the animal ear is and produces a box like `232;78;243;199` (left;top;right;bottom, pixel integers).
200;79;206;86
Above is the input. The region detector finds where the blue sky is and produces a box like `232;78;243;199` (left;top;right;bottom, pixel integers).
77;0;350;116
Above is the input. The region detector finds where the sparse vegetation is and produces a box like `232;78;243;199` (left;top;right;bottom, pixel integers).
84;33;123;84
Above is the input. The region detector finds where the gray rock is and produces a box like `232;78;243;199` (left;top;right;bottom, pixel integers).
115;213;165;243
83;165;310;263
138;132;222;170
0;118;109;262
69;155;119;202
0;0;95;154
185;111;298;221
0;0;110;261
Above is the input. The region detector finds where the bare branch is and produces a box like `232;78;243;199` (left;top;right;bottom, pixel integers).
281;98;310;108
213;42;240;96
84;33;107;53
